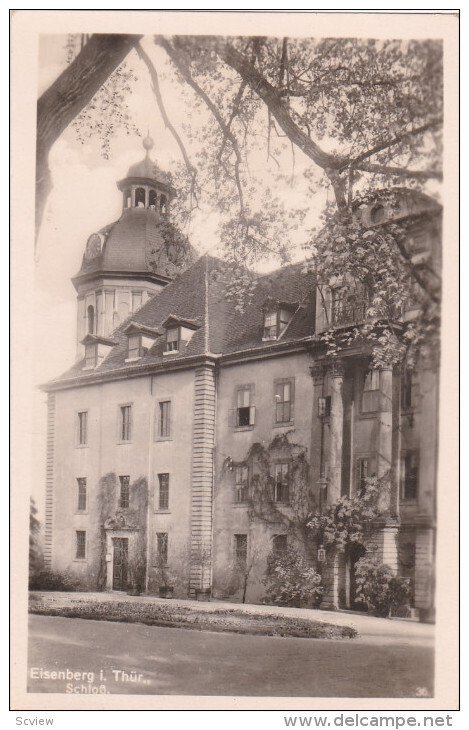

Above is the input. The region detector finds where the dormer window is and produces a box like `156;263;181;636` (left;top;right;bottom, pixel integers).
123;322;160;362
162;315;199;354
84;343;98;369
82;334;117;370
128;334;142;360
262;303;295;341
166;327;179;352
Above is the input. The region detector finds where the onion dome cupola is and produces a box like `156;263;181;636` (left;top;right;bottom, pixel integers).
72;135;196;358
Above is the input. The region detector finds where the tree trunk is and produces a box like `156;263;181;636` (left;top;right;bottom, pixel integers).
36;33;142;241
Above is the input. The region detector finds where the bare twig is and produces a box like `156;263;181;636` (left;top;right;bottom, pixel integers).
136;43;199;210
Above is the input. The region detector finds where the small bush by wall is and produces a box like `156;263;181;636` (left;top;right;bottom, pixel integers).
29;568;81;592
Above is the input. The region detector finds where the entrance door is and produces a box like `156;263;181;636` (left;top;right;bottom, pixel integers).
112;537;129;591
347;543;366;610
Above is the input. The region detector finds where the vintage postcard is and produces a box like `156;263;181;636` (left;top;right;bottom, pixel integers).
10;10;459;713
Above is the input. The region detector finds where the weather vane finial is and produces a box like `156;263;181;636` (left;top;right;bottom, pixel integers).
142;130;154;155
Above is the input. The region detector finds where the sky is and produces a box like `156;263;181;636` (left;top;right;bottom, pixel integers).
32;34;328;512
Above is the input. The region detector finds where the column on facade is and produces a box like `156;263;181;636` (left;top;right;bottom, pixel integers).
328;360;345;505
318;360;345;610
44;393;56;568
414;527;436;621
374;365;399;571
189;364;216;595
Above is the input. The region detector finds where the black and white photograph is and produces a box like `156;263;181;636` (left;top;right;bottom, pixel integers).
10;9;459;713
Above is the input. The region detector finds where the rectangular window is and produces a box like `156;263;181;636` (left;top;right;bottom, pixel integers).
158;401;171;439
166;327;179;352
357;458;369;496
77;477;87;511
236;387;255;427
401;368;413;410
156;532;168;564
235;465;249;503
401;452;419;501
272;534;288;557
275;379;294;423
362;369;381;412
119;475;130;509
158;473;170;510
274;462;290;503
119;405;132;441
234;534;247;567
77;411;88;445
128;334;141;359
75;530;86;559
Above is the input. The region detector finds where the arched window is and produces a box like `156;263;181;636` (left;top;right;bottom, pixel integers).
124;188;132;208
135;187;146;208
149;189;157;210
370;204;386;225
87;305;95;334
160;194;167;215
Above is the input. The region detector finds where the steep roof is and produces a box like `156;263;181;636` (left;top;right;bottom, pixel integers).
45;255;316;388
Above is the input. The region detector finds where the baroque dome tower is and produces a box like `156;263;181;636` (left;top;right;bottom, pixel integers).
73;136;196;357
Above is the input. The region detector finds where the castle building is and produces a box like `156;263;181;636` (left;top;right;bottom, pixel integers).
42;138;439;620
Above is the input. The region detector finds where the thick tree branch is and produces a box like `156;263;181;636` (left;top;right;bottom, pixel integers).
345;117;443;171
353;163;442;181
36;33;142;241
216;39;345;173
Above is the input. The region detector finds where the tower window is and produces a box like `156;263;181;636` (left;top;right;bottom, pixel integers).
124;188;132;208
149;189;157;210
87;305;95;334
135;187;146;208
160;195;167;215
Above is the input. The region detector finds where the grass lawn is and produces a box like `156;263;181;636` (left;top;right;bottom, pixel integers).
29;591;357;640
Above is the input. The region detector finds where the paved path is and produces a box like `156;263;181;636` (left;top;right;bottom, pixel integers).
28;614;434;698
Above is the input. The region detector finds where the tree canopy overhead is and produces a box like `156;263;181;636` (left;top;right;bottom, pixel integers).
37;32;443;366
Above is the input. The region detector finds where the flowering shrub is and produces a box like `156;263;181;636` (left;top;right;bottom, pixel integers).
355;553;412;617
307;475;385;551
262;548;323;608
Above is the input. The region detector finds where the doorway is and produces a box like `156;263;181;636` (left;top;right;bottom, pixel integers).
346;543;366;609
112;537;129;591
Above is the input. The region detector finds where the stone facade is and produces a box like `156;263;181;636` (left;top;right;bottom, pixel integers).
41;145;439;621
